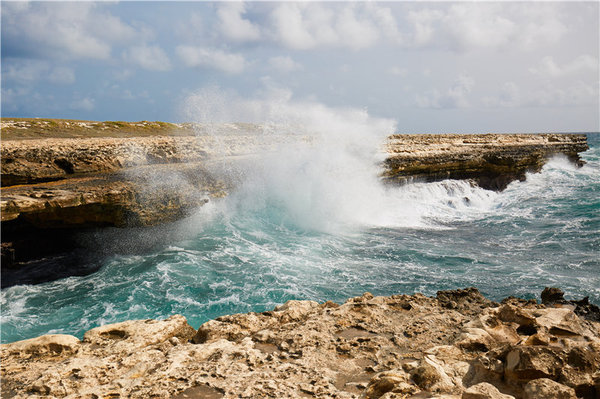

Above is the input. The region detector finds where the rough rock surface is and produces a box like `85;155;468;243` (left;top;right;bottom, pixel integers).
523;378;577;399
1;130;289;187
1;288;598;399
0;123;295;267
384;134;588;190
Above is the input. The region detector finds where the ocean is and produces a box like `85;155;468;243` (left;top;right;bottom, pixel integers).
1;133;598;344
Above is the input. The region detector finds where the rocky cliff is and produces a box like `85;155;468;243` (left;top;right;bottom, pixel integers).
0;119;589;267
1;287;598;399
384;134;589;190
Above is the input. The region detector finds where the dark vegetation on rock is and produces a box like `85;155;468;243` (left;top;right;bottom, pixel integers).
1;288;598;398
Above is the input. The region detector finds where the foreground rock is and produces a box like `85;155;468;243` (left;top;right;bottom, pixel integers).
2;288;598;398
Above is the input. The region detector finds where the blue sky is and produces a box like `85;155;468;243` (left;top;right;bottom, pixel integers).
1;1;598;133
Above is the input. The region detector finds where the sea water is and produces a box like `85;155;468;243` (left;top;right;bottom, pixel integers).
1;133;598;343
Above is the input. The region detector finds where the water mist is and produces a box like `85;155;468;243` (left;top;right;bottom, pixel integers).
182;86;497;232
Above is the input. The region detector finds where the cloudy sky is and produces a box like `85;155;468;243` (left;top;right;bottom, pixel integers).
1;1;598;133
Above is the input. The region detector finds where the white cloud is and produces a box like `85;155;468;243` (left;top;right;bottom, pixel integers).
2;2;143;60
269;56;302;72
2;60;48;83
269;3;329;50
175;12;204;41
365;3;403;45
1;87;31;112
406;9;443;47
112;69;134;81
529;55;599;78
216;2;261;42
440;4;517;50
267;2;571;52
416;74;475;109
483;80;598;108
482;82;521;108
121;89;150;100
403;3;568;51
527;82;599;107
389;67;408;77
268;3;393;50
2;60;75;85
48;67;76;84
70;97;95;111
123;45;172;71
334;6;380;50
176;46;246;74
513;4;568;50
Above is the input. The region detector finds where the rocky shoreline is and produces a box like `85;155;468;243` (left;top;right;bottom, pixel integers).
0;119;590;270
1;287;598;398
383;133;589;190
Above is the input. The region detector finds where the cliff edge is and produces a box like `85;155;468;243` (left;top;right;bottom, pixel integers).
0;119;590;268
384;134;588;190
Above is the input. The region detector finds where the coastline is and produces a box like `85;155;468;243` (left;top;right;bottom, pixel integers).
1;287;598;398
0;119;590;270
1;120;598;398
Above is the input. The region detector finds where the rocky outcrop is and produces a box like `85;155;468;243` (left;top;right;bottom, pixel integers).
384;134;588;190
1;288;598;399
0;122;590;269
0;129;291;187
0;126;291;268
0;163;228;271
1;163;225;228
0;136;206;187
1;130;589;227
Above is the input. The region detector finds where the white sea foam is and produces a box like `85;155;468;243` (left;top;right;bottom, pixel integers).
182;87;506;232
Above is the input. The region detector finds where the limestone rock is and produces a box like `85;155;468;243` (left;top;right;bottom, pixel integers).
498;304;536;327
462;382;515;399
541;287;600;323
361;369;415;399
411;354;457;392
1;289;598;399
523;378;577;399
1;334;80;357
436;287;495;316
274;299;319;322
505;346;564;383
384;133;588;191
83;314;196;348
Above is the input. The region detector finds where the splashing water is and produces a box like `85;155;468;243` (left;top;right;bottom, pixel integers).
1;91;598;343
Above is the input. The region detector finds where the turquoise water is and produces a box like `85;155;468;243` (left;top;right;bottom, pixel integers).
1;134;599;343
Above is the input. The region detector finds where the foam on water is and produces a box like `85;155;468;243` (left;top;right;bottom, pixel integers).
184;88;501;233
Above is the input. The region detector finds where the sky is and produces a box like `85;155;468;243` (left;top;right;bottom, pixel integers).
1;1;599;133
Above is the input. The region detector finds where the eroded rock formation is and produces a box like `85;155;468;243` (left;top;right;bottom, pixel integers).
0;121;590;269
1;288;598;398
384;134;588;190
